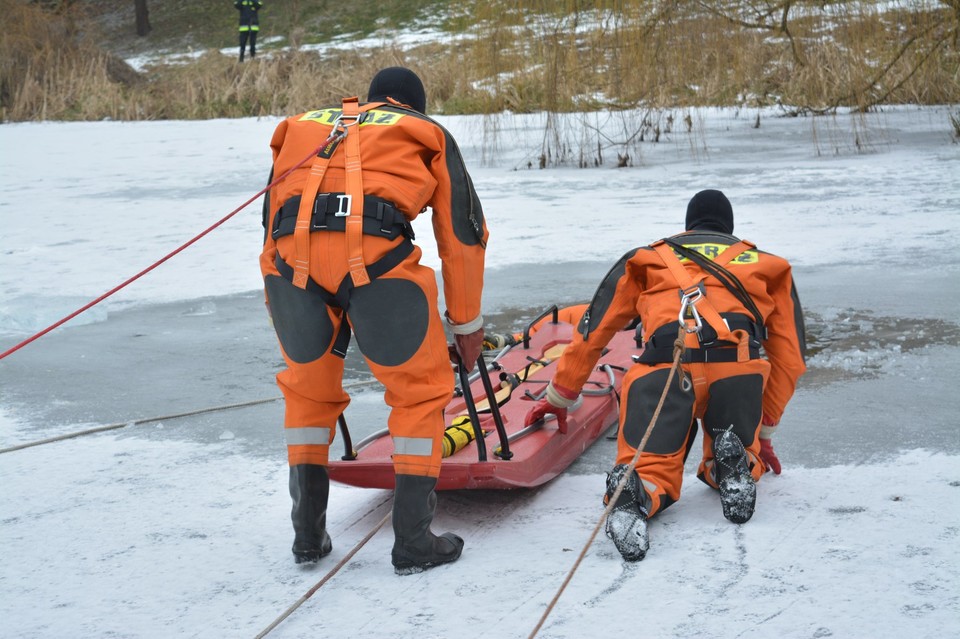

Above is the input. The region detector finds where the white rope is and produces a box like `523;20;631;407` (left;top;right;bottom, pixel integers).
254;512;392;639
0;378;382;454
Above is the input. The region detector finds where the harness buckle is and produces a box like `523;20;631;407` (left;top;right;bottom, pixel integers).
333;193;352;217
678;285;704;334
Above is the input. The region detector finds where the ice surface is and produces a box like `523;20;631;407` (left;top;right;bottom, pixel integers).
1;106;958;638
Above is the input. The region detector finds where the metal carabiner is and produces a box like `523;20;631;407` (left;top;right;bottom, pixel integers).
678;286;703;334
324;111;361;144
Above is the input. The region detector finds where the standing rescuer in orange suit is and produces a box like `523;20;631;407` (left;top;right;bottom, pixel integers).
525;190;806;561
259;67;488;574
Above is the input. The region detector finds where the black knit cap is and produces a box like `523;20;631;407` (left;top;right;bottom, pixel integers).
367;67;426;113
685;189;734;234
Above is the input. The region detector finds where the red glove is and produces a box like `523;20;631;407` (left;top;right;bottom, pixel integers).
446;312;485;372
453;328;484;372
759;413;781;474
523;382;578;433
759;439;781;474
524;400;567;432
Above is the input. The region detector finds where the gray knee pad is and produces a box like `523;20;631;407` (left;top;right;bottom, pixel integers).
265;275;336;363
622;368;695;454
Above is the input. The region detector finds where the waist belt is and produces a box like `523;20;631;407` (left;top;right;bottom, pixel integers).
635;344;761;364
272;193;414;242
636;312;765;364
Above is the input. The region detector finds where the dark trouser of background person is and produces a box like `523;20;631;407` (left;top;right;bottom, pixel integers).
239;28;257;61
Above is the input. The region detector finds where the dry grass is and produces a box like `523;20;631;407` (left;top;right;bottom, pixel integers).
2;0;957;129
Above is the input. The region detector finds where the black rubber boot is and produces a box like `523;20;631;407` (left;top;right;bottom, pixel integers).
289;464;333;563
604;464;650;561
391;474;463;575
713;428;757;524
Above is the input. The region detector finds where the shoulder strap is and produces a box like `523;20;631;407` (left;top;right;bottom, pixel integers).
651;241;736;344
289;98;385;289
661;237;764;328
713;239;755;267
291;136;339;289
342;97;370;287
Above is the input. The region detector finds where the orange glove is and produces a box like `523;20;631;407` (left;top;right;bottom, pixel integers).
759;414;781;474
523;382;578;433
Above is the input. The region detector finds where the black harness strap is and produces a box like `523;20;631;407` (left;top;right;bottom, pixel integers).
640;312;766;349
638;313;765;364
273;193;414;242
636;343;761;364
274;238;415;358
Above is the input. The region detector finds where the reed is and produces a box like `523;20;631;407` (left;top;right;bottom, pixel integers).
3;0;957;152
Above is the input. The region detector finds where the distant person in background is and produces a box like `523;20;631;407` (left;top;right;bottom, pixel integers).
525;190;806;562
235;0;262;61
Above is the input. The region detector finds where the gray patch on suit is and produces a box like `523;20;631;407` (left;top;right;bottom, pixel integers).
349;278;429;367
264;274;335;364
622;368;695;454
703;374;764;446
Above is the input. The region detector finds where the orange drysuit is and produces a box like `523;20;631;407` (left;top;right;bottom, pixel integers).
552;230;806;516
260;100;488;478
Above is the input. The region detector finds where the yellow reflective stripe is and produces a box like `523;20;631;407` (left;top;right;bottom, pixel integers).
285;427;331;446
392;436;434;457
679;243;758;264
299;108;405;127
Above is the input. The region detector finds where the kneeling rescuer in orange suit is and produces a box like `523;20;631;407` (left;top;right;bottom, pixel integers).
259;67;488;573
526;190;806;561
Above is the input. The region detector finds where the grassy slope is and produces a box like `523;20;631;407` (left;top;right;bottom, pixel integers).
85;0;452;57
10;1;956;122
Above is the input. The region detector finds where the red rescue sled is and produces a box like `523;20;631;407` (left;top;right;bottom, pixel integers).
327;306;640;490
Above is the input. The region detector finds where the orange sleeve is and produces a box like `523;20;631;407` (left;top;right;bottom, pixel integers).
259;118;290;280
554;253;642;392
427;123;488;326
761;261;807;422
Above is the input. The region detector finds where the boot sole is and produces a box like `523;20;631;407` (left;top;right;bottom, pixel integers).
392;548;463;575
605;509;649;561
714;431;756;524
392;533;464;574
293;533;333;564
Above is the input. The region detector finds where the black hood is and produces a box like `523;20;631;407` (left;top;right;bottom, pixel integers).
367;67;426;114
685;189;734;234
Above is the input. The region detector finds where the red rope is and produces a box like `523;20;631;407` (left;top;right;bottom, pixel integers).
0;142;324;361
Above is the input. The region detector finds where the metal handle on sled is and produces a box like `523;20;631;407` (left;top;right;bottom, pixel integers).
474;353;513;460
521;305;559;349
455;353;488;462
454;351;513;461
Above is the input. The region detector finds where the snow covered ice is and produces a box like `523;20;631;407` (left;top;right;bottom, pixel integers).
1;106;959;638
